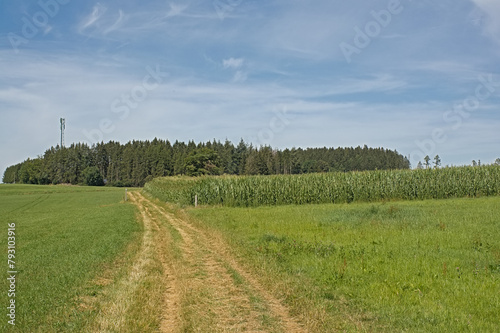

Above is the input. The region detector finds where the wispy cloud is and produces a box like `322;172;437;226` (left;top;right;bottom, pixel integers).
103;10;125;34
79;3;107;33
232;70;247;83
222;58;247;82
166;3;188;17
223;57;244;69
471;0;500;43
1;0;500;177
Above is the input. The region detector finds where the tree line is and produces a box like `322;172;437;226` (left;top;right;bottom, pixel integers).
2;139;410;186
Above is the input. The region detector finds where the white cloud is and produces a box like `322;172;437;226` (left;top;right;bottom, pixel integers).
1;1;500;175
79;3;107;32
222;58;247;82
43;26;53;35
232;70;247;83
103;10;125;34
223;57;244;69
166;3;188;17
470;0;500;43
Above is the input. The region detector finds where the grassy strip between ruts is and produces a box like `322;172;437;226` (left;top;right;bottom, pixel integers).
0;184;143;332
185;196;500;332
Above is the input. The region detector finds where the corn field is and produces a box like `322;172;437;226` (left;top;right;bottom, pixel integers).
143;165;500;207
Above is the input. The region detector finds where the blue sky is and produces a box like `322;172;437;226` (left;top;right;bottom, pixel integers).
1;0;499;177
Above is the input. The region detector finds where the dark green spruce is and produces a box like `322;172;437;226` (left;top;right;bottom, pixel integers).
3;139;410;187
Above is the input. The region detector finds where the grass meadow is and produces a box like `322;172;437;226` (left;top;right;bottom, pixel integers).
2;166;499;332
186;197;500;332
0;185;141;332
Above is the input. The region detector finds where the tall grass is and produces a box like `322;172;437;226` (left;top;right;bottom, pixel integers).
187;197;500;331
144;165;500;207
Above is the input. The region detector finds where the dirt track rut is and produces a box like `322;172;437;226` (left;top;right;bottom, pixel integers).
129;191;305;333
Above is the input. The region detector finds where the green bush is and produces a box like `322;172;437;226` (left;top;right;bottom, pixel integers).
82;166;104;186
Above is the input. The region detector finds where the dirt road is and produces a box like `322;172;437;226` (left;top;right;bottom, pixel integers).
129;191;305;332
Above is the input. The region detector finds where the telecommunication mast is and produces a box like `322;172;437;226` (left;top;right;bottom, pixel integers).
60;118;65;148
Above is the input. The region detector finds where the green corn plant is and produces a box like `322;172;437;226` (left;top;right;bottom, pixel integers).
143;165;500;207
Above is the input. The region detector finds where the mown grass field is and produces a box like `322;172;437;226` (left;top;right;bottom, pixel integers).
0;184;142;332
185;197;500;332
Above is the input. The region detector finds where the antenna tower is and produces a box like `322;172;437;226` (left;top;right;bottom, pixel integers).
60;118;65;148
